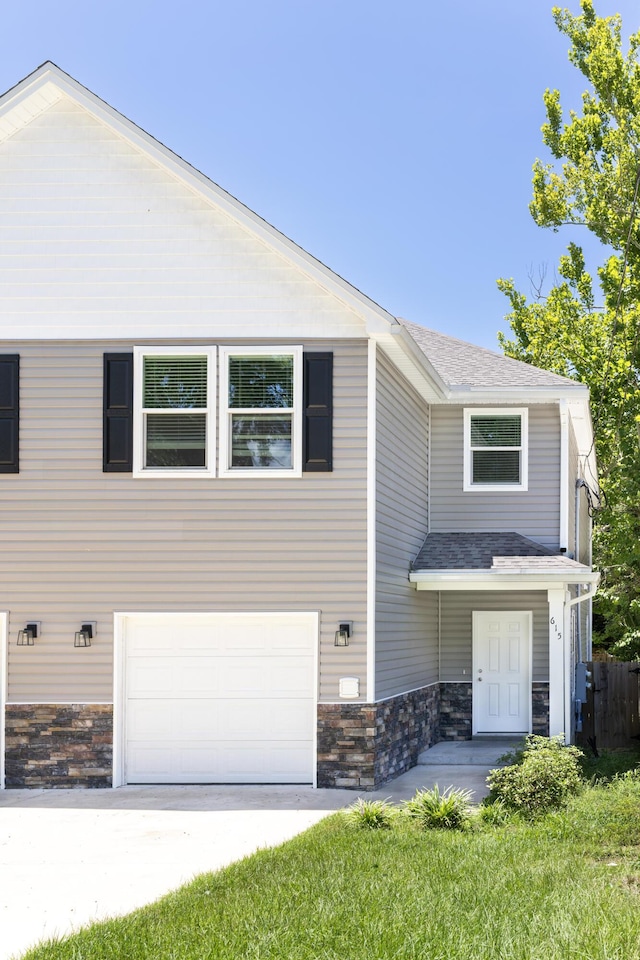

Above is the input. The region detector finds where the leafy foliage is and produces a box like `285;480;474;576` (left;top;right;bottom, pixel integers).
497;1;640;657
343;797;394;830
477;799;511;826
487;736;584;815
402;784;474;829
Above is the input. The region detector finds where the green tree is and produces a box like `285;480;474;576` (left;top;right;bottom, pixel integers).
498;0;640;657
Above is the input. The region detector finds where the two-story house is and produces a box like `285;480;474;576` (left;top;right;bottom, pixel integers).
0;63;599;791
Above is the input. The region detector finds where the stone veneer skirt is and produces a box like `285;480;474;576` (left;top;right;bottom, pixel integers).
317;684;440;789
4;704;113;788
4;683;551;789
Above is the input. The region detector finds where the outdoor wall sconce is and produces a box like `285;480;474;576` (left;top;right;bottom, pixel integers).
74;622;96;648
334;621;353;647
17;622;40;646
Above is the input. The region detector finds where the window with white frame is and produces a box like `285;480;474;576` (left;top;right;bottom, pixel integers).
133;346;216;476
463;407;528;491
219;346;302;476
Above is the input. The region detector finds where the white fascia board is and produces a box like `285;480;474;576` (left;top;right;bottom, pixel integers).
442;385;589;405
0;63;395;338
409;570;601;591
568;397;598;477
373;332;446;402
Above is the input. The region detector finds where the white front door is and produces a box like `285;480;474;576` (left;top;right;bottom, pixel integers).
472;611;531;735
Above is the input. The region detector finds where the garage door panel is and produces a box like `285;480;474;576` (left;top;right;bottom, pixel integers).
127;659;223;698
127;742;312;784
222;657;313;697
128;697;315;742
127;662;176;698
126;745;174;778
124;613;316;784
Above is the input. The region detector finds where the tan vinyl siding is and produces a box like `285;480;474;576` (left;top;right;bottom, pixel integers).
0;98;364;340
2;340;368;703
430;404;561;549
375;350;437;700
440;591;549;682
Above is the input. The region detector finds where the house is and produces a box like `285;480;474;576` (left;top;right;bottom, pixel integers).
0;63;599;791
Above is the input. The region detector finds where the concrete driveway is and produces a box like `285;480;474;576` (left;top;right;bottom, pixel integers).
0;742;509;959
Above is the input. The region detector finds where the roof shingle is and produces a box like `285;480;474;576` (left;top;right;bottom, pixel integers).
411;532;588;572
399;318;583;391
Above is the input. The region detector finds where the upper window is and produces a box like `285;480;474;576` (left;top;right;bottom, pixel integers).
219;346;302;477
463;407;528;492
133;347;216;477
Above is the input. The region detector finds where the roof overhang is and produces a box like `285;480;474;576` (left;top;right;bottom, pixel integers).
409;568;601;591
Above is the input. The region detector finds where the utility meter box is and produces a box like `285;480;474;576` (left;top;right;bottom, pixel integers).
575;662;593;703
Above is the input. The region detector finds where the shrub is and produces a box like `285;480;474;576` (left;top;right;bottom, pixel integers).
343;797;395;830
402;784;473;830
477;799;511;826
487;735;583;816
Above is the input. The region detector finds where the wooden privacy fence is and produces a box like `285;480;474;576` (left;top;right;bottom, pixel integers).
578;661;640;750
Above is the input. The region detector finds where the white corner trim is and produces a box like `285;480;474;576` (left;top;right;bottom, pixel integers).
559;399;569;552
366;340;377;702
0;612;6;789
112;614;125;788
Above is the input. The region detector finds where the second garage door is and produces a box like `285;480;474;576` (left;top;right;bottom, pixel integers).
123;612;317;784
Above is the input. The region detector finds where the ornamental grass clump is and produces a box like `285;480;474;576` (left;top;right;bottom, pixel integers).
487;735;583;816
402;784;473;830
343;797;395;830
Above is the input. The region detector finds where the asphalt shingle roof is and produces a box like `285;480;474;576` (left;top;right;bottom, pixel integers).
398;318;582;390
411;532;588;572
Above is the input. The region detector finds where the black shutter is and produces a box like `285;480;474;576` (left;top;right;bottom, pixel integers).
303;352;333;472
0;354;19;474
103;353;133;472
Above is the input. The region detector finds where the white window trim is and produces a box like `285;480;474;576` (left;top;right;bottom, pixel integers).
463;407;528;492
133;345;216;478
219;345;303;478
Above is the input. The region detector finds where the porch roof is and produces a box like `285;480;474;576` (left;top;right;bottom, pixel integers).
410;532;599;591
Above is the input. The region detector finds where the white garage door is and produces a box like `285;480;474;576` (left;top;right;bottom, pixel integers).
123;612;317;784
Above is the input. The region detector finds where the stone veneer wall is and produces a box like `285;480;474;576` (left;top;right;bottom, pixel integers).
439;682;472;740
317;684;439;790
532;682;550;736
4;704;113;788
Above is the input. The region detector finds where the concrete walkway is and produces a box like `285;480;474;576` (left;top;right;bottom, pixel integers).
0;741;514;959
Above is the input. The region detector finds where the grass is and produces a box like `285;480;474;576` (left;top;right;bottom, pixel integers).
20;765;640;960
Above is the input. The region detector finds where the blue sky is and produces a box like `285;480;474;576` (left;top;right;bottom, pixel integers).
1;1;638;348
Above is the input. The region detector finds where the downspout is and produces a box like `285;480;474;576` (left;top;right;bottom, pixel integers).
575;479;590;662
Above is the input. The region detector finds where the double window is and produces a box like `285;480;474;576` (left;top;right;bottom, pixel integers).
463;408;528;491
128;346;308;477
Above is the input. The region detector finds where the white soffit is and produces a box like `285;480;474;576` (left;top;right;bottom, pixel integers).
0;79;63;139
0;63;396;339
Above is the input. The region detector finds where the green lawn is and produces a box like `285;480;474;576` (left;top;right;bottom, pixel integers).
21;771;640;960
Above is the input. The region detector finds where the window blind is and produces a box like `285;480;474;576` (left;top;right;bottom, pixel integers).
470;415;521;447
143;356;207;409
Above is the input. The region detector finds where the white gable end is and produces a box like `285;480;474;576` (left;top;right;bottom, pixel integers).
0;94;369;340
